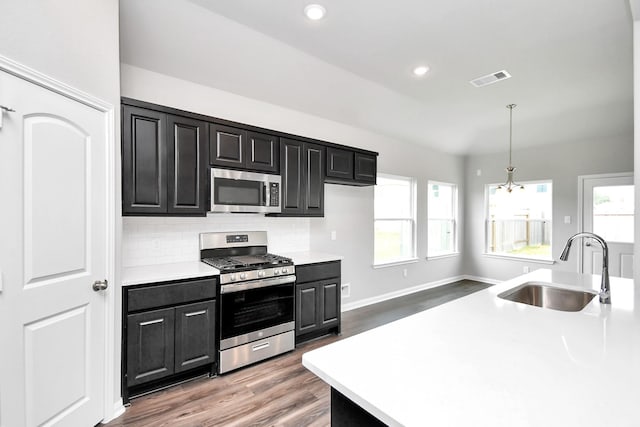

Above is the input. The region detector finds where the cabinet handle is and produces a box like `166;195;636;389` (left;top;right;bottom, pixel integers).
185;310;207;317
252;342;270;352
140;318;164;326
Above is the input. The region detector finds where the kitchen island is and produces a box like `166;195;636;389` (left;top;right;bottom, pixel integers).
302;269;639;426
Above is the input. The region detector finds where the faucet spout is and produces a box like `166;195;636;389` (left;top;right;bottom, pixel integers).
559;232;610;304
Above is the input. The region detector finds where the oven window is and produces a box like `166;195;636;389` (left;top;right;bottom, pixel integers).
220;283;294;340
215;178;262;206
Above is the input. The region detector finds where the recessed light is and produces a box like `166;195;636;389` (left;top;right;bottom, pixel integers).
304;4;326;20
413;65;430;76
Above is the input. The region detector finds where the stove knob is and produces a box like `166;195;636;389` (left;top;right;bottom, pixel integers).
274;269;280;275
230;274;236;282
281;268;288;274
258;271;265;278
240;273;247;280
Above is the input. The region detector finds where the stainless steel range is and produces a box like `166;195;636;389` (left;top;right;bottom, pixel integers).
200;231;295;374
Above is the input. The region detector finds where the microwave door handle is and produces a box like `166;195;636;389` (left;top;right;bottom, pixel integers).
262;182;267;206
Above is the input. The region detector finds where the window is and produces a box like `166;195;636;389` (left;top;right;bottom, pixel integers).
374;174;416;265
428;182;458;256
486;181;552;260
592;185;634;243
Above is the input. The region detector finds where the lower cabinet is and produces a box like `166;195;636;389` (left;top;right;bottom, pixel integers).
123;277;217;401
295;261;341;344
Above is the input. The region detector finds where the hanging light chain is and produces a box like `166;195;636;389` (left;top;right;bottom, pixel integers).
498;103;523;192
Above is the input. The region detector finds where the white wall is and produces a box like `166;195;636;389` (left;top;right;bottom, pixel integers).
120;64;466;306
0;0;120;105
464;135;633;282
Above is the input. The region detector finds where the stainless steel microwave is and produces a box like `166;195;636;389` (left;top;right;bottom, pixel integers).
210;168;281;213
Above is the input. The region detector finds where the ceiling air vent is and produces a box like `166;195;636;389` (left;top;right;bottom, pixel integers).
470;70;511;87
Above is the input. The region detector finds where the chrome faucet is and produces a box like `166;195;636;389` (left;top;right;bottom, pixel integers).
559;232;611;304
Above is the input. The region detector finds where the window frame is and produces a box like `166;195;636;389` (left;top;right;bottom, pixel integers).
373;173;418;267
427;180;459;258
484;179;554;263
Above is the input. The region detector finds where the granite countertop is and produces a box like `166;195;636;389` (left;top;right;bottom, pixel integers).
302;269;639;426
122;261;220;286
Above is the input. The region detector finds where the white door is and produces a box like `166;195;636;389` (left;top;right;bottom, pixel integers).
581;174;634;278
0;69;108;426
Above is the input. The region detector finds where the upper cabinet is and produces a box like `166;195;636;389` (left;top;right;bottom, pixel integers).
122;104;207;216
121;98;377;217
277;138;325;217
209;125;279;173
326;147;377;186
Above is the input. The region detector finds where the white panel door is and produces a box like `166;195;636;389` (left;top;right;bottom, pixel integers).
582;174;634;279
0;69;107;426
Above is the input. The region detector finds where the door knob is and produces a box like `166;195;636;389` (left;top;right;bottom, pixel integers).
92;279;108;291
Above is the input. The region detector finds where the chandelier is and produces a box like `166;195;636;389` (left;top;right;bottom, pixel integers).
497;104;524;192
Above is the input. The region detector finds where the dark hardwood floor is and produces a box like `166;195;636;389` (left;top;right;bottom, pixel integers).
106;280;492;427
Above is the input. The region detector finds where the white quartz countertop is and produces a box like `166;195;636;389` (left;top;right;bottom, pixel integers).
122;261;219;286
279;251;344;265
302;269;640;426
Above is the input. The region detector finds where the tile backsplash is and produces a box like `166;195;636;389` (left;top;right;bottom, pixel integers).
123;215;311;267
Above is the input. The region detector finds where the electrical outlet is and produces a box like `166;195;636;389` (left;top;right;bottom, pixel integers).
403;269;408;278
330;230;337;241
341;283;351;298
523;266;530;273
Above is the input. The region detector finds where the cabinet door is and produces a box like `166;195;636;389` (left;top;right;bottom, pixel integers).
127;308;175;386
280;138;304;215
247;131;279;173
304;142;325;216
122;106;167;214
326;147;354;180
174;301;216;373
321;282;340;327
209;124;246;168
296;283;319;335
167;116;207;215
354;152;377;184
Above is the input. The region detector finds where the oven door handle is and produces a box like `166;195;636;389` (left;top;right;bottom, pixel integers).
220;275;296;294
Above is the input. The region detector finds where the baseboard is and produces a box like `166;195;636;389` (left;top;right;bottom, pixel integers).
462;275;502;285
101;399;126;425
342;275;472;312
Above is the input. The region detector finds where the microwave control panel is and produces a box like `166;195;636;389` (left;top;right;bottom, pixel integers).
269;183;280;206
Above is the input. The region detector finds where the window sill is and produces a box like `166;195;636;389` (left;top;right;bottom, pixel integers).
483;253;555;265
373;258;420;269
427;252;460;260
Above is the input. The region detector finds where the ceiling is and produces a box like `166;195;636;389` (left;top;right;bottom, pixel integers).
119;0;634;155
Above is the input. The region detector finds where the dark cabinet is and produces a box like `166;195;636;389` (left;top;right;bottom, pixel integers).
326;147;354;181
167;116;208;215
127;308;175;387
122;105;207;216
278;138;324;216
174;301;217;373
122;106;167;214
354;152;377;184
326;147;377;186
123;277;217;401
295;261;341;344
209;124;279;173
247;131;279;173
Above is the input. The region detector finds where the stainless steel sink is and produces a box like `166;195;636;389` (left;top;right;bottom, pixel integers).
498;282;596;312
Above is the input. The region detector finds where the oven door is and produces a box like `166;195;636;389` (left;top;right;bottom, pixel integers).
210;168;281;213
219;278;295;349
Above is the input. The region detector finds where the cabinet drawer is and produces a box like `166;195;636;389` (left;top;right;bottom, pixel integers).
128;278;217;312
296;261;341;283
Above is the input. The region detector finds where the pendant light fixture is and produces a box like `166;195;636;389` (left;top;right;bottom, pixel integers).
497;104;524;193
